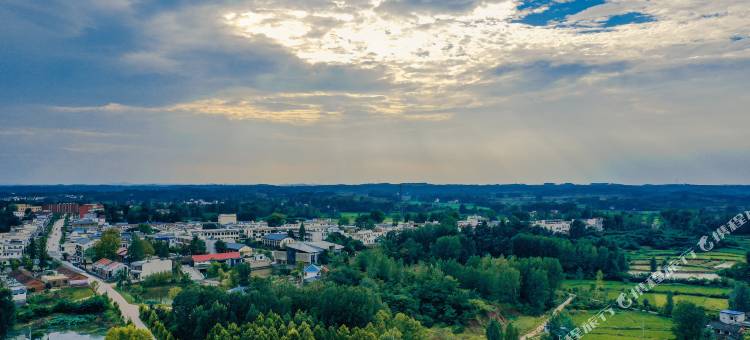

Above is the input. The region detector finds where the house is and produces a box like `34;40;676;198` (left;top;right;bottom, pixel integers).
225;243;253;257
245;253;272;269
92;258;129;281
272;241;343;265
720;310;746;324
303;264;325;282
56;267;89;287
191;252;242;271
707;310;747;340
130;258;172;280
41;274;70;288
1;276;28;304
10;269;44;292
262;233;295;249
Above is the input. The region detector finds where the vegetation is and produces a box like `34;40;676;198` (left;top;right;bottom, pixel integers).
106;325;153;340
94;228;122;261
0;284;15;339
671;302;706;340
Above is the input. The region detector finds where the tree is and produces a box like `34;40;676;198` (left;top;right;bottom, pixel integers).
128;235;146;263
672;302;706;340
233;263;252;287
486;320;503;340
266;213;286;227
370;210;386;223
189;236;206;255
338;216;351;226
569;220;587;239
28;237;37;259
664;291;675;316
94;229;121;261
105;325;152;340
215;239;227;253
729;282;750;312
0;285;15;339
545;312;575;339
505;323;519;340
299;222;306;241
650;257;657;272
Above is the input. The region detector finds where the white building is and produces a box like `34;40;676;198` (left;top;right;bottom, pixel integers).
1;276;27;303
533;218;605;234
130;258;172;281
348;229;385;246
533;219;572;234
218;214;237;225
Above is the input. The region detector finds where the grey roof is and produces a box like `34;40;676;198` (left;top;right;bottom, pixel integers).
225;242;247;250
286;242;323;253
722;310;745;316
264;233;292;241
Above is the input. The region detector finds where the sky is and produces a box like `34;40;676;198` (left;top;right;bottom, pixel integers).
1;0;749;185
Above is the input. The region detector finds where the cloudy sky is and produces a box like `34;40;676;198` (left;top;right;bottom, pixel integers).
1;0;749;184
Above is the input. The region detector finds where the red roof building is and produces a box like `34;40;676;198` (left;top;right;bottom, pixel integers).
191;252;242;270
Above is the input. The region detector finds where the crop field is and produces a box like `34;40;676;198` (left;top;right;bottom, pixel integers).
569;309;674;340
563;280;729;313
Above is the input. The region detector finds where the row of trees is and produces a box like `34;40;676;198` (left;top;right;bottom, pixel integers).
204;310;427;340
165;280;386;340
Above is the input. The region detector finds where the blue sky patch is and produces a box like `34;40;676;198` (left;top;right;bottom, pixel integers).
602;12;655;27
515;0;606;26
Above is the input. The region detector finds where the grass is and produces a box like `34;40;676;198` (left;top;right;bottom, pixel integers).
563;280;730;313
511;314;546;334
569;309;674;340
13;288;123;337
116;283;186;305
55;287;96;300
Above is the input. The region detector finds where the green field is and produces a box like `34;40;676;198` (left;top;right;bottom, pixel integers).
563;280;729;313
569;309;674;340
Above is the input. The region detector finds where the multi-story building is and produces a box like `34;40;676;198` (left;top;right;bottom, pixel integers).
44;203;80;214
218;214;237;225
192;228;241;242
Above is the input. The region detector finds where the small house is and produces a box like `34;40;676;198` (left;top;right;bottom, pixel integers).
92;258;129;281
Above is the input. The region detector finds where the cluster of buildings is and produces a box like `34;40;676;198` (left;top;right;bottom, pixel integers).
531;218;604;234
0;213;51;261
707;310;749;340
1;267;89;304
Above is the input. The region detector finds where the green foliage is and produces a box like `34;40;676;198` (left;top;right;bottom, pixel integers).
16;295;110;322
106;324;153;340
94;229;122;261
664;291;675;316
214;239;227;253
672;302;706;340
504;323;519;340
266;213;286;227
168;279;386;340
188;236;206;255
0;285;15;339
141;272;176;287
544;312;575;340
729;282;750;312
486;320;503;340
128;235;146;262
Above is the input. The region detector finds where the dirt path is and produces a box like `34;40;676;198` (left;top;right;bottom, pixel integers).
520;294;576;340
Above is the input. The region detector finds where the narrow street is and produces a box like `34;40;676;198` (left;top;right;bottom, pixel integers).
46;216;150;332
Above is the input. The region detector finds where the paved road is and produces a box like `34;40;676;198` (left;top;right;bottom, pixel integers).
46;216;150;332
46;216;64;259
520;294;576;340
